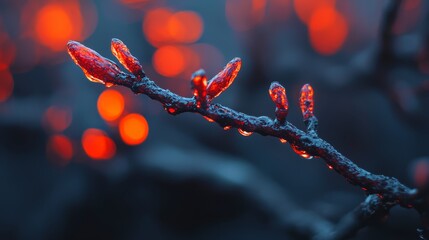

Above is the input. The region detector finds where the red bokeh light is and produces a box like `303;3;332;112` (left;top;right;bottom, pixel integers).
97;89;125;122
294;0;336;24
153;45;186;77
47;134;73;166
308;6;348;55
82;128;116;160
119;113;149;145
143;8;203;47
42;106;73;132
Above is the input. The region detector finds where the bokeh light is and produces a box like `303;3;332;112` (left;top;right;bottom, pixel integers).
119;113;149;145
153;45;185;77
143;8;203;47
35;3;82;51
82;128;116;160
46;134;73;166
294;0;336;24
97;89;125;122
42;106;73;132
308;6;348;55
167;11;203;43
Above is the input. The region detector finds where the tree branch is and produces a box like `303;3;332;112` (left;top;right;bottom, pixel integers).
65;30;428;238
67;39;418;208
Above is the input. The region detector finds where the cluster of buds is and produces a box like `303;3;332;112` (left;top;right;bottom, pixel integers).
67;39;144;87
67;38;318;159
189;57;241;109
268;81;316;132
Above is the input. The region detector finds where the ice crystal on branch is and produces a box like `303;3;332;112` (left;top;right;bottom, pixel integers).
67;41;124;87
299;83;314;121
268;81;288;124
191;69;207;108
111;38;145;78
206;57;241;100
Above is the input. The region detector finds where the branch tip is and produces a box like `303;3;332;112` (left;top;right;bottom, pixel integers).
111;38;145;79
206;57;242;100
191;69;208;108
268;81;288;124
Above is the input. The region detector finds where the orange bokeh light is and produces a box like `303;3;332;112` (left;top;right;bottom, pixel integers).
119;113;149;145
226;0;267;31
47;134;73;165
34;2;84;51
42;106;73;132
143;8;203;47
167;11;203;43
0;70;14;103
294;0;336;24
97;89;125;122
82;128;116;160
153;45;185;77
308;6;348;55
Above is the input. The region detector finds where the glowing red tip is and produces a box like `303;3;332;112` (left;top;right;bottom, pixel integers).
67;40;123;86
269;82;288;109
299;84;314;120
269;81;288;123
191;69;207;108
111;38;145;78
206;57;241;100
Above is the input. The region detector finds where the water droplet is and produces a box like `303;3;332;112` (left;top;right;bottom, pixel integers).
291;144;313;159
223;126;231;130
238;129;253;137
279;138;287;143
203;116;214;122
165;107;176;114
105;82;114;88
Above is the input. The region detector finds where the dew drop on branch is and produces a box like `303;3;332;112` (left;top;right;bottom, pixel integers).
238;129;253;136
291;144;313;159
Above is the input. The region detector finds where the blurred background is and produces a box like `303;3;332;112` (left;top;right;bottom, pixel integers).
0;0;429;239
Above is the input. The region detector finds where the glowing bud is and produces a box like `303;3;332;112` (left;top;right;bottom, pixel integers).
269;81;288;124
191;69;207;108
67;41;123;86
299;84;315;121
279;138;287;143
223;126;231;130
238;128;253;136
111;38;145;78
206;57;241;100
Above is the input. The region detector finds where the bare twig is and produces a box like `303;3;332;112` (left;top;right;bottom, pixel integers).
67;39;419;207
